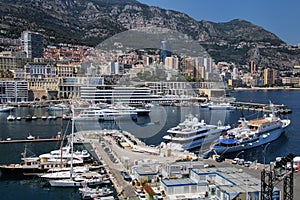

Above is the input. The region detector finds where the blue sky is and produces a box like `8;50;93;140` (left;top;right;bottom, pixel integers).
138;0;299;46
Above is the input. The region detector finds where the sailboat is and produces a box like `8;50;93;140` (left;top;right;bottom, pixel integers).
48;105;109;187
6;110;16;121
6;114;16;121
0;114;94;177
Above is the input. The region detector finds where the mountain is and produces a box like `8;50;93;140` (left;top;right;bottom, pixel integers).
0;0;299;68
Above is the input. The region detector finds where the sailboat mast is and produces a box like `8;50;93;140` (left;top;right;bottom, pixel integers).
70;104;75;179
59;107;64;168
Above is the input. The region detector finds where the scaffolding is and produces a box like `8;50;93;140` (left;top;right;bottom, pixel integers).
261;153;295;200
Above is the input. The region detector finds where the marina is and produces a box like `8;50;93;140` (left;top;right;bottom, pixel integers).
230;101;292;114
0;90;299;199
0;137;63;144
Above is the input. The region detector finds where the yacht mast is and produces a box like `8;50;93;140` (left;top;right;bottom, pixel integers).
70;104;75;179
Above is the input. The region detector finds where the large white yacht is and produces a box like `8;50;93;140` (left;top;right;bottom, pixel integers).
0;104;15;112
209;102;291;155
73;107;138;121
161;114;230;152
99;108;137;121
0;142;93;176
109;103;151;116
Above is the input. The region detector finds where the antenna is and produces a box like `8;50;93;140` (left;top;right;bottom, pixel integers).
269;100;275;119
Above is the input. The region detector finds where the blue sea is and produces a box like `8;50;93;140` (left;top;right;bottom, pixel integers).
0;90;299;199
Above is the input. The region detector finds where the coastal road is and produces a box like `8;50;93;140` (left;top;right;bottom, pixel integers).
89;138;138;199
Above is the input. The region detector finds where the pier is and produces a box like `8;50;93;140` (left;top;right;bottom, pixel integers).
0;137;64;144
74;130;195;199
230;101;292;114
70;130;300;199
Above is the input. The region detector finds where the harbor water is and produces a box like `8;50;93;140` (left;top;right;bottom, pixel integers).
0;90;299;199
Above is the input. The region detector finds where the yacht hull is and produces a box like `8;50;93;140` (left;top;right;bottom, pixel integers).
212;128;284;154
49;178;109;187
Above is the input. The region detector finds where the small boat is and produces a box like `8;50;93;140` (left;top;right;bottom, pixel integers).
7;114;16;121
46;103;69;111
41;116;47;120
6;137;12;141
31;115;38;120
94;196;115;200
16;116;22;120
208;102;234;110
25;115;32;121
48;115;57;120
79;185;113;199
27;133;35;140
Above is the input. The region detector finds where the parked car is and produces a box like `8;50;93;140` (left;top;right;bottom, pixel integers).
121;171;132;181
237;159;245;165
244;161;252;167
215;155;225;162
232;158;240;164
204;164;216;168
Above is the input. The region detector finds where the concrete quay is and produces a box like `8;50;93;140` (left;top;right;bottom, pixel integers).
74;130;194;199
200;157;300;199
75;130;300;199
75;130;139;199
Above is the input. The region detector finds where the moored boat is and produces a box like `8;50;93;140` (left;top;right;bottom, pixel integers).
0;104;15;112
79;185;114;199
46;103;69;111
208;102;234;110
48;176;109;187
25;115;32;121
98;108;137;121
47;105;109;187
161;114;230;152
7;114;16;121
40;166;102;179
41;116;47;120
0;139;94;176
27;133;35;140
209;102;291;155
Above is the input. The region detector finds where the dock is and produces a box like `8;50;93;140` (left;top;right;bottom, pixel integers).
74;130;194;199
230;101;292;114
72;130;300;199
0;137;64;144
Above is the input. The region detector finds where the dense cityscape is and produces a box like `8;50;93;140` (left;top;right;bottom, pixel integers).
0;30;300;104
0;1;300;200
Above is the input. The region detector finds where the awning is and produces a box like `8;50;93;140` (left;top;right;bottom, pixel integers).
216;138;239;144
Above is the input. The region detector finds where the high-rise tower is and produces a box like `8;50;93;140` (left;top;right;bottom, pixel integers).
160;40;171;64
21;31;44;59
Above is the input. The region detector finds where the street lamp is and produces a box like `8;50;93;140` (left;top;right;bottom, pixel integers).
235;150;244;159
263;143;271;166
